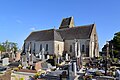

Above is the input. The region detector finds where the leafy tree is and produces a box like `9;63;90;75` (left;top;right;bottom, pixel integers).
0;40;18;52
113;32;120;50
102;32;120;58
0;43;6;52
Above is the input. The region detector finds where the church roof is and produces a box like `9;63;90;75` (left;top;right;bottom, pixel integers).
25;24;94;41
25;29;63;41
57;24;94;40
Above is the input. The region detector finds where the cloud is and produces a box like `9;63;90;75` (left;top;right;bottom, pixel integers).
30;27;35;31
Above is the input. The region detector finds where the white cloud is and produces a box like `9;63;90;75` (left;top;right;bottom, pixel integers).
30;27;35;31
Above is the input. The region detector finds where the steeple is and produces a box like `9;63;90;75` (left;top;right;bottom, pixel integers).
59;16;74;29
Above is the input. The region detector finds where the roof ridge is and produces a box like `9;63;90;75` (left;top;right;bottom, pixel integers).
32;28;54;33
57;23;94;31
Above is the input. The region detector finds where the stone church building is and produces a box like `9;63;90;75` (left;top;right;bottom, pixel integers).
23;17;99;60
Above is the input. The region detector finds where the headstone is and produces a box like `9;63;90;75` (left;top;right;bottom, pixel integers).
41;48;45;60
15;52;21;61
2;58;9;66
29;54;33;65
71;60;77;76
39;52;42;60
22;55;28;68
73;61;77;76
47;55;49;60
66;53;68;61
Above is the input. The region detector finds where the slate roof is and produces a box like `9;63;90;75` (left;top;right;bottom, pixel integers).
25;24;94;41
25;29;63;41
57;24;94;40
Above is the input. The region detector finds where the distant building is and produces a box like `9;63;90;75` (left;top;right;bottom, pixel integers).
23;17;99;59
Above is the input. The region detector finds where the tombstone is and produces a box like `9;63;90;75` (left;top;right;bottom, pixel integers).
47;55;50;60
41;48;45;60
22;55;28;68
12;52;15;60
39;52;42;60
15;52;21;61
2;58;9;66
66;53;69;61
71;60;77;76
29;54;33;65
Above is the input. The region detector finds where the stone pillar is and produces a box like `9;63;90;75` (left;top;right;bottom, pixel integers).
74;39;77;58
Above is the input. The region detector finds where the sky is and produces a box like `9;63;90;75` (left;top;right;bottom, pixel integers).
0;0;120;51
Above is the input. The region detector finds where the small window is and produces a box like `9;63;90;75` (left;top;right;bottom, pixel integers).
40;44;42;51
46;44;48;51
70;45;72;52
82;45;85;52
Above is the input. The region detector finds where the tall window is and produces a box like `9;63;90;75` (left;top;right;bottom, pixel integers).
40;44;42;51
82;45;85;52
34;43;36;52
46;44;48;51
70;45;72;52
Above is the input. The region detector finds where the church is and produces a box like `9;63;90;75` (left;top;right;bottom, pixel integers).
23;17;99;61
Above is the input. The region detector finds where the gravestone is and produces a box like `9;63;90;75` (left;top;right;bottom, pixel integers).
22;55;28;68
2;58;9;66
41;48;45;60
66;53;68;61
29;54;33;65
39;52;42;60
47;55;49;60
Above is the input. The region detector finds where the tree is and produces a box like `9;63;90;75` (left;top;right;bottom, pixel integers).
0;40;18;52
102;32;120;58
113;32;120;50
0;43;6;52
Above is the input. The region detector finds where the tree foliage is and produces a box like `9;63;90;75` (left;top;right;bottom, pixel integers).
113;32;120;50
102;32;120;58
0;40;18;52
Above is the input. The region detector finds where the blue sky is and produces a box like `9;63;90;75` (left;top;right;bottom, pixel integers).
0;0;120;50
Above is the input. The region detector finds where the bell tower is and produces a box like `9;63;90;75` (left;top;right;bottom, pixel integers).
59;16;74;29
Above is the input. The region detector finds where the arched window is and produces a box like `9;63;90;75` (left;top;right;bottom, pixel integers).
40;44;42;51
82;45;85;52
46;44;48;51
70;45;72;52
